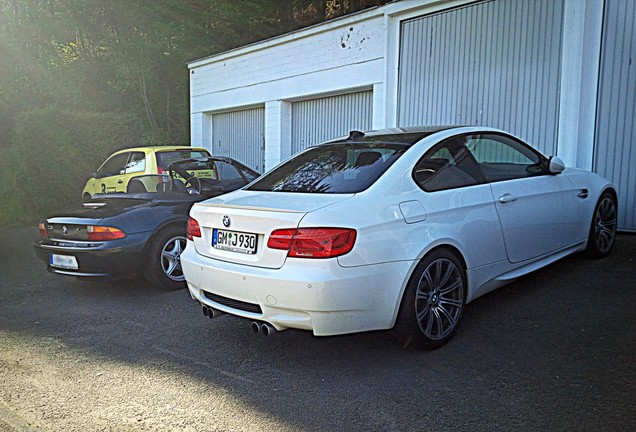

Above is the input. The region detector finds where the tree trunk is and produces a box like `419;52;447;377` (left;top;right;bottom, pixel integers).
140;72;158;134
314;0;327;20
277;0;296;32
166;88;171;141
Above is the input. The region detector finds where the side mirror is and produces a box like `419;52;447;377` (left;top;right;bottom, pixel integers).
548;156;565;174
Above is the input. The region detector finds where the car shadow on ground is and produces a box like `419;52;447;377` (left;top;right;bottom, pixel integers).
1;225;634;431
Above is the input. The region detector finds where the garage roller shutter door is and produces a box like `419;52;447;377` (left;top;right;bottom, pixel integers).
594;0;636;231
212;107;265;172
397;0;564;156
291;91;373;154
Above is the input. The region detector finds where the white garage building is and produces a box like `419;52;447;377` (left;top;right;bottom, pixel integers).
188;0;635;231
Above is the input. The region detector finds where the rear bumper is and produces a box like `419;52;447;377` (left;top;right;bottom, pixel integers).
33;233;149;278
181;242;413;336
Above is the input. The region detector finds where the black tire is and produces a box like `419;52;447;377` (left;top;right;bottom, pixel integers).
395;249;466;350
145;226;187;290
585;191;618;259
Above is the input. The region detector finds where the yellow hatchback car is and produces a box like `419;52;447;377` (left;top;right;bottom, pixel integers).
82;146;211;201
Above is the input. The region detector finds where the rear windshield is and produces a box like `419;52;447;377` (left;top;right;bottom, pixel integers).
247;143;408;193
156;150;210;170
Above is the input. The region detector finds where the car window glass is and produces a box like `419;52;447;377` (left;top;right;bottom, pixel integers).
174;159;219;181
238;166;258;182
213;161;254;190
124;152;146;174
465;134;545;182
219;160;258;182
413;137;484;192
156;150;210;171
96;153;129;178
216;162;242;181
247;143;407;193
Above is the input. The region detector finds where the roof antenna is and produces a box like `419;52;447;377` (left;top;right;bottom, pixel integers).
347;130;365;140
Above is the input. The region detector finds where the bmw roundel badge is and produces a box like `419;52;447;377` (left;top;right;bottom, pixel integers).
222;215;231;228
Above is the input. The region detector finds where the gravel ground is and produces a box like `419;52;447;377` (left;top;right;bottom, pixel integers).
1;225;634;431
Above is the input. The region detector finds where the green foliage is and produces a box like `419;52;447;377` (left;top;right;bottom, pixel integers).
0;108;140;225
0;156;24;224
0;0;392;225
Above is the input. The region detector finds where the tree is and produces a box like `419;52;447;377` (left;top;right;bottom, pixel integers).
0;0;394;146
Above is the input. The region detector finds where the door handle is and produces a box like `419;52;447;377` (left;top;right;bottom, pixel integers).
117;179;124;184
578;189;589;199
499;193;517;203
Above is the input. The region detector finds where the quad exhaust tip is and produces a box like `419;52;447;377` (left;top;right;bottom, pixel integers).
202;305;225;319
201;306;277;336
251;321;278;336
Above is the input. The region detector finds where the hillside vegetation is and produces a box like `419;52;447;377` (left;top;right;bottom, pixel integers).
0;0;391;224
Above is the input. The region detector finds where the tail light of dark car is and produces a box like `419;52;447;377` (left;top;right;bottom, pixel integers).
38;223;125;241
38;223;48;239
86;226;126;241
268;228;357;258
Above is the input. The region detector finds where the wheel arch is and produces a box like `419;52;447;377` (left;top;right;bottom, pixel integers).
143;219;188;254
598;186;619;227
583;185;619;240
584;186;619;258
142;219;189;289
601;186;618;208
390;241;469;328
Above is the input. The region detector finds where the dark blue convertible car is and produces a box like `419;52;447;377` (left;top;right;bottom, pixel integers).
34;156;259;289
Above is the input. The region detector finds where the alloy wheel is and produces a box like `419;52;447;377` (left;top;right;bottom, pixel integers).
594;196;617;255
161;236;186;282
414;258;464;340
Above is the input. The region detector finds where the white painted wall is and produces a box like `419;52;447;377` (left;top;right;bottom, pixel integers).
264;100;292;169
557;0;604;170
189;0;607;172
189;8;388;169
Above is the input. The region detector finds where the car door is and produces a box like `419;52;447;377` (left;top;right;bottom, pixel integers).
412;136;508;268
465;133;586;264
95;152;130;194
119;151;147;192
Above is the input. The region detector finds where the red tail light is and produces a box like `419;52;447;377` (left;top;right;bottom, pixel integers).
38;223;48;239
187;217;201;240
87;226;126;241
267;229;296;250
268;228;356;258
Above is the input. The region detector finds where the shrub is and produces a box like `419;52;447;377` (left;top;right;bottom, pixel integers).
0;108;141;225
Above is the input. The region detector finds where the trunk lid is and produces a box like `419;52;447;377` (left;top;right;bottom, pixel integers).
189;190;354;269
42;197;151;240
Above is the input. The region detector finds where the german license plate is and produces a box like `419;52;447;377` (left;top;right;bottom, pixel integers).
212;229;257;254
50;254;79;270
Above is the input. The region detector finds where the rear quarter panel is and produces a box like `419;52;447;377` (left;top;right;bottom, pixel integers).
111;200;193;236
300;182;507;272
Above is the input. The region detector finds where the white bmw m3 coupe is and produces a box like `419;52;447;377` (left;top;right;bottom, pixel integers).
181;126;617;349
